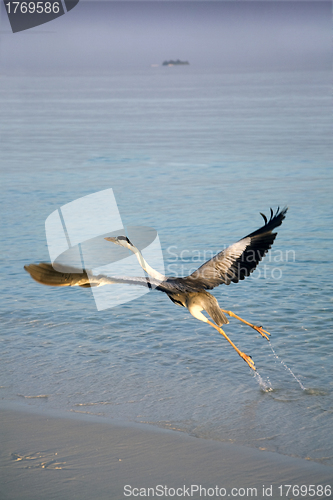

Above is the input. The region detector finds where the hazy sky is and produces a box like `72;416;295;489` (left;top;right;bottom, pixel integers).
0;1;331;73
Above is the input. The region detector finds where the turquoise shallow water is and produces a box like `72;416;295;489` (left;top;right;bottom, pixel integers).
0;68;332;466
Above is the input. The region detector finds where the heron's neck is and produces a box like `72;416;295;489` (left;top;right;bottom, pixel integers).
131;246;165;281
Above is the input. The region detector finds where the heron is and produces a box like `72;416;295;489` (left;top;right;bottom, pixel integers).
25;207;287;371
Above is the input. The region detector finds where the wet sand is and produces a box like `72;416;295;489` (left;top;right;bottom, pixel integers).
0;403;332;500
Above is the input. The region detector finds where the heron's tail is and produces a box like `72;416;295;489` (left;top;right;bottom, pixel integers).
203;296;229;326
24;263;91;287
214;308;229;326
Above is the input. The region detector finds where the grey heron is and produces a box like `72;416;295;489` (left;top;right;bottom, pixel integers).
25;207;287;371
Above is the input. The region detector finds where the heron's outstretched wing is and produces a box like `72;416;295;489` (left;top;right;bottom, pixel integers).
24;263;94;287
24;263;159;289
181;207;288;290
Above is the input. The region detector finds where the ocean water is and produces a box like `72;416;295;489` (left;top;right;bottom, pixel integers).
1;67;332;467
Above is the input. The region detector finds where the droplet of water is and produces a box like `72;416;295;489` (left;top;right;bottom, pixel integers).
269;342;306;390
254;371;273;392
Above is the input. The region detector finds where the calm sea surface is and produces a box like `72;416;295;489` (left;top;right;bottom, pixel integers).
0;68;332;467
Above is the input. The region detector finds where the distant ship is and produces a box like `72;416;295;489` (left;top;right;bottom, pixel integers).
162;59;189;66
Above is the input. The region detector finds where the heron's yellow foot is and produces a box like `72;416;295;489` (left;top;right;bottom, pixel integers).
221;310;271;341
240;352;256;371
252;325;270;341
206;320;257;372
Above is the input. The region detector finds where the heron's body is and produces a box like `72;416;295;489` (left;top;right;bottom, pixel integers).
25;207;288;371
166;290;228;326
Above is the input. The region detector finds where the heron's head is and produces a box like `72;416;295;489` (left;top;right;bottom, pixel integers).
104;235;135;250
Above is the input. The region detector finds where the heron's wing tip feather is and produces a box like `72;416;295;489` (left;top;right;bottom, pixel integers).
260;212;267;224
186;206;288;290
24;262;88;287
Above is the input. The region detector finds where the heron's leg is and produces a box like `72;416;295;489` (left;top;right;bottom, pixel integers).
220;310;270;341
207;320;256;371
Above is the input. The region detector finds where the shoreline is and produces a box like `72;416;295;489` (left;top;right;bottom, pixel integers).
1;402;332;500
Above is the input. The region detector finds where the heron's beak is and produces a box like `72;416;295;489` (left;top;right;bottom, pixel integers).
105;237;118;243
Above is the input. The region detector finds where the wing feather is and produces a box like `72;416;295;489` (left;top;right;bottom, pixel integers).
24;263;164;289
24;263;91;287
182;207;288;290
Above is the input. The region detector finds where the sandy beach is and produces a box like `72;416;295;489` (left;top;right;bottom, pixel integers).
0;403;331;500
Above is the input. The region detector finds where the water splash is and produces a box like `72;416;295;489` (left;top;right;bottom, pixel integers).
269;342;306;390
253;370;273;392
